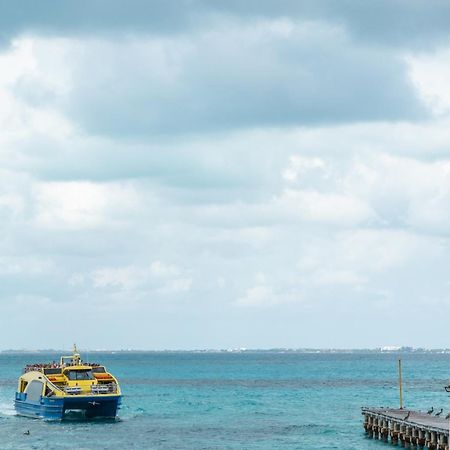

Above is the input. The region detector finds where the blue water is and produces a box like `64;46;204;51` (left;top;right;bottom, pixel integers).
0;352;449;449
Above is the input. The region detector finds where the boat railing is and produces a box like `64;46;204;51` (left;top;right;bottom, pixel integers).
23;362;102;374
64;386;82;395
24;366;44;374
60;383;118;395
24;365;62;374
91;383;118;394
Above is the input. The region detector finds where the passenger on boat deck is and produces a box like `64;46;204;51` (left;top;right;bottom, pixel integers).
24;362;67;372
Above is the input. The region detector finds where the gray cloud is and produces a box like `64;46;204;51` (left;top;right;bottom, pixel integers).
207;0;450;49
2;0;450;49
11;21;425;137
0;0;194;45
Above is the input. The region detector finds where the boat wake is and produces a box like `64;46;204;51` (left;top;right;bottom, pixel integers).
0;401;16;417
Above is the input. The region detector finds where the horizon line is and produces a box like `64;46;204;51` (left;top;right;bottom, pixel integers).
1;346;450;353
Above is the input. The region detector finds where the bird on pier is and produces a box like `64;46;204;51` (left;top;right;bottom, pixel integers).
404;411;410;420
435;408;443;416
427;407;434;415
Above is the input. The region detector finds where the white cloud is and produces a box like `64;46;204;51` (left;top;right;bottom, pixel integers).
282;155;328;182
237;284;275;307
407;48;450;115
0;256;53;275
0;192;25;218
296;228;442;296
33;181;139;229
92;266;148;290
150;260;179;278
277;188;375;226
312;269;365;286
343;153;450;232
0;37;73;151
236;272;299;307
157;277;192;295
68;272;85;286
91;261;192;296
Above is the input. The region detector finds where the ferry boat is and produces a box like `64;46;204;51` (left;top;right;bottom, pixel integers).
14;345;122;420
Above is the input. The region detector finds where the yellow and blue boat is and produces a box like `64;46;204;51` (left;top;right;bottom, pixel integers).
14;345;122;420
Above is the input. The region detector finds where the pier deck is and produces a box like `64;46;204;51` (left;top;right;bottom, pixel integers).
362;407;449;449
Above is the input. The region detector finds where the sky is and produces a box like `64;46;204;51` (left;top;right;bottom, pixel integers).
1;1;450;350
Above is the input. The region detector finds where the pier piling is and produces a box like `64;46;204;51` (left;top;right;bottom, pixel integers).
362;407;449;450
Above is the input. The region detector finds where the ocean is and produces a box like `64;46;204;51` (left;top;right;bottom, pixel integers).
0;351;449;449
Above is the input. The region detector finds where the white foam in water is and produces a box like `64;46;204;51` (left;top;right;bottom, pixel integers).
0;402;16;416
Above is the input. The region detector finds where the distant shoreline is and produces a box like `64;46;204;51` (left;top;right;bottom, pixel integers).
2;347;450;354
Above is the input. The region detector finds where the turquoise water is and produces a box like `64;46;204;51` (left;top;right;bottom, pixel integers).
0;352;449;449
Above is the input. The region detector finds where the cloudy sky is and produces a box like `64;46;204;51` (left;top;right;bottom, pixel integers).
2;1;450;350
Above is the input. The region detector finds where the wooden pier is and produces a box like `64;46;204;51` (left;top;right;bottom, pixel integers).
362;407;449;449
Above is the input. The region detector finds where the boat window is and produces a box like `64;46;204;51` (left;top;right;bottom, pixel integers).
44;368;61;375
66;370;94;380
91;366;106;373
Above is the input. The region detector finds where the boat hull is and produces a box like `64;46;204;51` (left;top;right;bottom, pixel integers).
15;393;121;420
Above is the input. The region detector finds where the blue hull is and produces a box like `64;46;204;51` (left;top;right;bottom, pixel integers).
15;394;121;420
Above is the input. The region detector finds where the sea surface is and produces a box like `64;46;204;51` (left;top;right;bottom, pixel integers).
0;351;449;449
